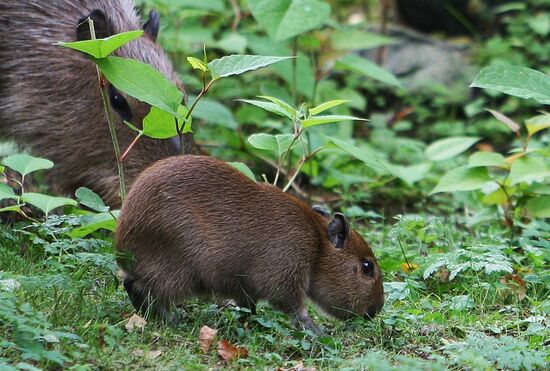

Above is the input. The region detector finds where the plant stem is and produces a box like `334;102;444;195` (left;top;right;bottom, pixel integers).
88;18;126;202
292;38;298;106
120;133;144;162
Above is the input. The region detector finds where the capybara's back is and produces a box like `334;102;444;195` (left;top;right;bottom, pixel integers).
0;0;182;206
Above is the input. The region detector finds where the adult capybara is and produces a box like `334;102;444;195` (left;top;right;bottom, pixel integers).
116;155;384;332
0;0;184;206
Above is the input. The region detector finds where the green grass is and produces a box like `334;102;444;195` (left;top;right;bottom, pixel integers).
0;215;548;370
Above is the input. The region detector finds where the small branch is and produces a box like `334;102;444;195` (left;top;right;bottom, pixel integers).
229;0;242;31
120;133;143;162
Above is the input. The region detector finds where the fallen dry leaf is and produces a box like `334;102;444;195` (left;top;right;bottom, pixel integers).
218;339;249;361
147;350;162;359
132;349;144;357
125;313;147;333
277;362;317;371
199;325;218;353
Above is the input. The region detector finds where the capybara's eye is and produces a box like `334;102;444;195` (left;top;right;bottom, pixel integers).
108;85;132;122
362;260;374;276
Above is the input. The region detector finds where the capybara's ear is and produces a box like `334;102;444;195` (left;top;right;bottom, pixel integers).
328;213;350;249
143;10;160;41
77;9;113;41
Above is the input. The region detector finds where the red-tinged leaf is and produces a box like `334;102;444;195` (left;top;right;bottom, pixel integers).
218;340;249;361
486;109;520;133
199;326;218;353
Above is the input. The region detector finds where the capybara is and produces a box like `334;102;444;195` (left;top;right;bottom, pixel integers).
0;0;184;206
115;155;384;332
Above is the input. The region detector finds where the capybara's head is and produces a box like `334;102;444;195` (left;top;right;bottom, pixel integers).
308;210;384;320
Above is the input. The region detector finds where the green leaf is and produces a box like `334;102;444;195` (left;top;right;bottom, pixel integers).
330;28;397;50
187;56;209;72
248;133;278;152
525;114;550;136
191;98;237;129
335;55;403;88
425;137;480;162
0;183;17;201
2;154;54;178
430;166;493;194
508;156;550;185
257;96;296;118
471;65;550;104
327;136;390;175
302;115;367;128
227;162;256;182
75;187;109;213
68;211;119;238
527;196;550;218
238;99;293;118
57;30;144;58
21;193;77;216
208;54;292;79
482;187;508;206
468;151;509;169
0;204;22;214
276;134;297;155
143;105;190;139
309;100;350;116
248;0;331;41
386;163;432;186
95;56;183;116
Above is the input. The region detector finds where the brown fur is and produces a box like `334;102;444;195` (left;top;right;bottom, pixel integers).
0;0;183;207
115;155;384;331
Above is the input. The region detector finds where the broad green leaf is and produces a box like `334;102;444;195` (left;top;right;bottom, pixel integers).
57;30;143;58
75;187;109;213
0;183;17;201
192;98;237;129
468;151;509;169
257;96;296;118
430;166;493;194
95;56;183;115
309;100;350;116
525;115;550;136
143;105;190;139
68;211;119;238
228;162;256;182
327;136;390;175
471;65;550;104
238;99;293;118
528;13;550;36
208;55;292;79
2;154;54;178
508;156;550;185
527;196;550;218
276;134;297;155
482;186;508;206
335;55;403;88
187;56;209;72
248;133;278;152
248;0;331;41
330;28;397;50
386;163;432;186
0;204;22;214
425;137;480;162
22;193;77;216
302;115;367;128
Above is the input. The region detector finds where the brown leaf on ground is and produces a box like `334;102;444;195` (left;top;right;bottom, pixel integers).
277;362;317;371
199;325;218;353
218;339;249;361
501;273;527;300
147;350;162;359
125;313;147;333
